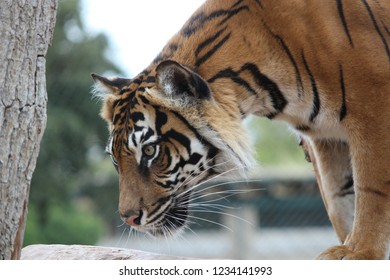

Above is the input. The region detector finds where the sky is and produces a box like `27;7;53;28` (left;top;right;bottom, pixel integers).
82;0;205;77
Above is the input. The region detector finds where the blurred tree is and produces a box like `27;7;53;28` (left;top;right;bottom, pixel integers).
25;0;122;245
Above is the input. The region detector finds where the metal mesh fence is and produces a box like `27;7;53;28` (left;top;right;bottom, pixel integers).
99;176;339;260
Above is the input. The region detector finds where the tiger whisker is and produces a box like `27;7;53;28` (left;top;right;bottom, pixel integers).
187;184;263;205
117;221;126;228
175;157;234;195
164;213;195;234
163;212;197;226
125;226;136;248
188;202;238;211
185;214;234;232
178;191;237;206
161;225;169;248
191;179;263;197
163;222;174;238
188;209;254;226
176;164;246;199
176;155;221;189
182;187;264;205
116;227;127;248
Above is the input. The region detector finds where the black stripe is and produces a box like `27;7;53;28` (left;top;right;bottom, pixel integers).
168;43;179;52
163;146;173;170
154;109;168;135
301;51;320;122
238;105;246;118
382;21;390;37
131;133;137;147
296;125;311;132
265;112;277;120
265;25;304;97
278;37;304;97
187;152;203;166
165;202;188;229
153;44;179;65
145;76;156;83
140;69;150;76
165;158;187;181
207;67;236;82
153;54;168;65
115;92;135;106
113;113;121;125
131;78;142;85
148;207;166;224
336;0;354;47
231;76;257;95
164;129;192;154
157;152;203;186
209;63;287;113
340;176;354;195
207;67;257;95
231;77;256;95
138;95;150;105
231;0;244;9
182;10;226;37
148;196;172;220
195;28;226;57
139;156;149;176
129;95;140;108
255;0;264;9
195;33;231;67
171;111;209;146
241;63;287;112
182;12;206;37
360;187;388;197
182;7;248;38
141;127;154;143
218;6;249;26
131;112;145;123
339;64;347;121
361;0;390;63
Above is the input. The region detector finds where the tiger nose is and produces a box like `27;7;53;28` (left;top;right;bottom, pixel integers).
120;210;143;226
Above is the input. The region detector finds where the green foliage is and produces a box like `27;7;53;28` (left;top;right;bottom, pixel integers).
24;203;105;246
247;117;308;167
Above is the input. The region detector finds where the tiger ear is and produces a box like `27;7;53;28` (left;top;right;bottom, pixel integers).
91;73;130;125
91;73;131;96
155;60;211;101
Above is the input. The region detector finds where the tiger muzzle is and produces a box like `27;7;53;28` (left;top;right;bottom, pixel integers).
121;210;143;226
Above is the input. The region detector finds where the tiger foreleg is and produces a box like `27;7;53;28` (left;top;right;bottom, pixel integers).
317;115;390;259
302;139;355;243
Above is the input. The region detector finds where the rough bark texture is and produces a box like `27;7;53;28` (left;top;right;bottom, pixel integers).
0;0;57;260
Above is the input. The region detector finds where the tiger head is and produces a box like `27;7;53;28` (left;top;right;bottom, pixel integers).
92;60;253;237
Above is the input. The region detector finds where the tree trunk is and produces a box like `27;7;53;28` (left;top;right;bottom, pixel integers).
0;0;58;260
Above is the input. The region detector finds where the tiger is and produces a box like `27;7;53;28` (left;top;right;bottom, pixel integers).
92;0;390;259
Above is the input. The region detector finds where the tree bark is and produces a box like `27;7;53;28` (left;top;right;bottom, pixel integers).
0;0;58;260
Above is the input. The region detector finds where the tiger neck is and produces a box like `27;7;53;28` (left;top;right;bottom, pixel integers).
147;0;289;120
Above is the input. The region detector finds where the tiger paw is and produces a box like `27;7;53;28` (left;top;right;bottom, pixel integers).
316;245;382;260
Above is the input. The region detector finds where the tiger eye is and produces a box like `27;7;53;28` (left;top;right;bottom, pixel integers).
143;145;155;157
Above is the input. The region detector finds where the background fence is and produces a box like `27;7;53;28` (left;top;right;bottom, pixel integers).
98;175;339;259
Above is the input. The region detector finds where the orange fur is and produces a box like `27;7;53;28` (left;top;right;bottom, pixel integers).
94;0;390;259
